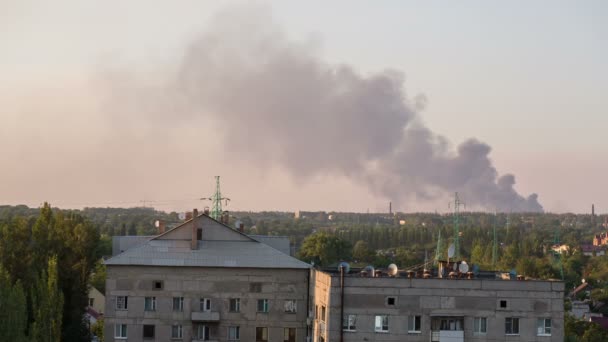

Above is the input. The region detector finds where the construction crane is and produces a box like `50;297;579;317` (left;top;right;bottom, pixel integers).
201;176;230;221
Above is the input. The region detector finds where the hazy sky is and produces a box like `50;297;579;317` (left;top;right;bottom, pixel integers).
1;0;607;213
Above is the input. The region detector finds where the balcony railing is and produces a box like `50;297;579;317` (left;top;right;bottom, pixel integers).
191;311;220;322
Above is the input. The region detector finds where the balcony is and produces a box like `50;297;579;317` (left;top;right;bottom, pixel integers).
191;311;220;322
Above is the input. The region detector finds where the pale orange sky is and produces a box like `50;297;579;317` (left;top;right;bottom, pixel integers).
1;1;607;213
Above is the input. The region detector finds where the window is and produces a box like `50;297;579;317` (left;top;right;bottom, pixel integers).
153;280;163;290
537;318;551;336
343;314;356;331
173;297;184;312
200;298;211;312
114;324;127;339
284;327;296;342
88;298;94;307
257;299;269;313
171;325;183;339
197;325;210;341
375;315;389;332
144;297;156;311
143;325;155;339
408;315;421;333
228;326;240;340
500;300;507;308
321;305;326;322
386;297;396;306
256;327;268;342
197;228;203;240
315;305;319;319
250;282;262;292
116;296;128;310
474;317;487;334
505;317;520;335
229;298;240;312
284;299;297;313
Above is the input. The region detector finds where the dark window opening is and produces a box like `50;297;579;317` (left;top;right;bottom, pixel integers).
197;228;203;240
153;280;163;290
500;300;507;308
387;297;396;306
143;325;155;339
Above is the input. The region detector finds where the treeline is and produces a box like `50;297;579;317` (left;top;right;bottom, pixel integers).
0;204;100;341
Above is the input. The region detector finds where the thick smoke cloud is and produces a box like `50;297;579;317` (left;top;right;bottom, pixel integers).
168;7;543;212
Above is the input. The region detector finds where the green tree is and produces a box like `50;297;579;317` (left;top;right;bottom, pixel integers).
353;240;374;263
32;256;64;342
90;260;107;294
0;268;28;341
298;232;352;266
91;317;104;342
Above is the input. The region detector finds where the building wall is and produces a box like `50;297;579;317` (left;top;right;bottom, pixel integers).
89;286;106;314
316;270;564;342
104;266;309;342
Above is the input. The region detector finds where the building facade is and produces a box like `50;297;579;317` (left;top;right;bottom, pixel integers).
312;269;564;342
104;212;310;342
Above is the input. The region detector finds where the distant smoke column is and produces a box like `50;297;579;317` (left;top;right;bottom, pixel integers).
175;7;543;212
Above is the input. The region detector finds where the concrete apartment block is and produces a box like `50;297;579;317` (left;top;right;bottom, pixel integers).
312;269;564;342
104;213;310;342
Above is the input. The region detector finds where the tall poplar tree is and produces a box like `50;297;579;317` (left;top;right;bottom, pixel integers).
32;256;64;342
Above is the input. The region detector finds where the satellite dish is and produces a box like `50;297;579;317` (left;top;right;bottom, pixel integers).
234;220;242;229
459;261;469;273
364;265;375;277
447;244;455;258
154;220;160;228
338;261;351;274
387;263;398;276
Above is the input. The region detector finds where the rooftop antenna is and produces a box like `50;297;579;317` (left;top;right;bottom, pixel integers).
448;192;465;260
201;176;230;221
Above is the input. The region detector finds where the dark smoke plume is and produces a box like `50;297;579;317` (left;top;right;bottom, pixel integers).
170;7;543;212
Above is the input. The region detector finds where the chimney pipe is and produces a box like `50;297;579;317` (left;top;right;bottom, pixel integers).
239;222;244;233
191;208;198;250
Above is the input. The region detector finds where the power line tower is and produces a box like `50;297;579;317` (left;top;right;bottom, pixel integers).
553;227;564;280
492;211;498;268
434;229;443;265
449;192;465;260
202;176;230;221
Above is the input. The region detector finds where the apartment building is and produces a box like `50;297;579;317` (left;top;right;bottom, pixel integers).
104;211;311;342
312;268;564;342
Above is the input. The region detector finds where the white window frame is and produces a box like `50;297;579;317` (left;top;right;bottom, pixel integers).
408;315;421;333
375;315;389;333
537;318;552;336
505;317;520;335
343;314;357;331
114;324;127;339
201;298;211;312
284;299;297;313
173;297;184;312
256;326;268;342
171;324;183;339
144;296;156;311
283;327;296;342
116;296;128;310
197;324;210;341
228;326;240;340
474;317;487;334
230;298;240;312
257;298;269;313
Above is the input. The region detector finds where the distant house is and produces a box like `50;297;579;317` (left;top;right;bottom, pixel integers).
551;244;570;254
581;244;605;257
88;286;105;315
593;230;608;246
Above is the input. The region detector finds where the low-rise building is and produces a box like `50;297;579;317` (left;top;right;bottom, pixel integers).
312;268;564;342
104;211;310;342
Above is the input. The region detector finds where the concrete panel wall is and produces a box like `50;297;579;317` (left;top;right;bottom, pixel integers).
105;266;308;342
318;271;564;342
